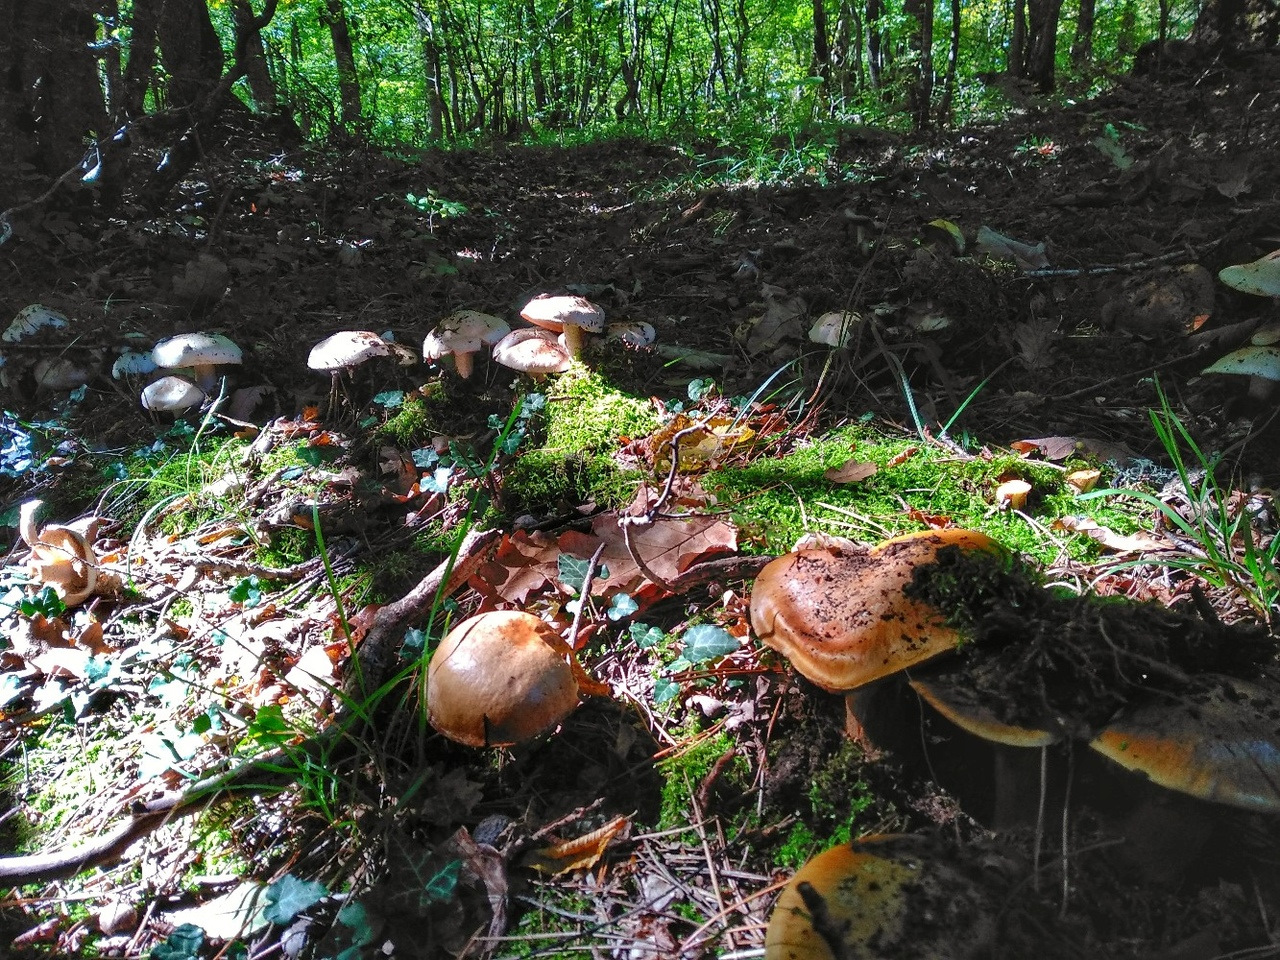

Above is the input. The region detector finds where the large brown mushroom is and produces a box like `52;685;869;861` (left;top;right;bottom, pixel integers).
427;610;606;747
764;834;1000;960
1089;674;1280;813
750;529;1005;741
19;500;97;608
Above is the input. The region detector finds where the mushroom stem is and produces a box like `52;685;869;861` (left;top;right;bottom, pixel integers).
454;350;476;379
192;364;217;391
561;324;586;359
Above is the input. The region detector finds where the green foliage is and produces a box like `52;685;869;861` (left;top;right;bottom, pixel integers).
657;728;743;833
1083;385;1280;627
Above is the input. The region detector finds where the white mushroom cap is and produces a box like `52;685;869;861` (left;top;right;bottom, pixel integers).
423;311;511;378
809;311;860;347
152;333;242;390
492;328;571;376
308;330;392;371
606;321;657;347
519;295;606;358
112;350;157;379
141;376;205;412
1202;344;1280;400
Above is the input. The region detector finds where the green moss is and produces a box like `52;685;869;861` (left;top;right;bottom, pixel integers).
542;368;660;456
375;386;447;448
656;728;745;834
501;369;659;514
709;423;1146;563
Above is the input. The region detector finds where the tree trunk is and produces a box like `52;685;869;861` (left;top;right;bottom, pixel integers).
903;0;933;129
1190;0;1280;51
157;0;224;108
2;0;107;172
1026;0;1064;91
813;0;832;87
936;0;961;123
866;0;885;87
319;0;363;132
1008;0;1027;77
1071;0;1096;66
412;0;447;140
233;0;277;112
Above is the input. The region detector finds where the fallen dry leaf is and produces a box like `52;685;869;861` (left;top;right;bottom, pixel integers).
1053;516;1170;553
823;457;878;484
520;815;630;875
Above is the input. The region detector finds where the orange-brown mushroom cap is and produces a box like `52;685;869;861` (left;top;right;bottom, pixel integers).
1089;674;1280;813
427;610;584;747
910;673;1062;747
750;529;1004;692
765;834;998;960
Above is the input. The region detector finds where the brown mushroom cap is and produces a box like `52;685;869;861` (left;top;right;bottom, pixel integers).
764;834;998;960
20;502;97;607
909;674;1061;747
427;611;582;747
519;294;605;358
750;529;1005;693
1089;674;1280;813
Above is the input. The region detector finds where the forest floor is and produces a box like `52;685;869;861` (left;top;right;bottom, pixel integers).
0;50;1279;960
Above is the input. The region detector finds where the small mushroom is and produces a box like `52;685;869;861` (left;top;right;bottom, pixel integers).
765;834;999;960
749;529;1005;743
422;311;510;378
33;357;91;392
427;610;606;747
605;320;657;348
19;500;97;607
308;330;392;412
808;311;861;348
1202;342;1280;401
141;375;205;413
151;333;242;391
995;478;1032;510
491;328;571;378
1090;674;1280;813
111;350;158;380
1218;249;1280;298
519;294;606;359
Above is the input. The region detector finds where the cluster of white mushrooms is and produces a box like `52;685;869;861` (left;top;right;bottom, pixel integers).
117;332;244;415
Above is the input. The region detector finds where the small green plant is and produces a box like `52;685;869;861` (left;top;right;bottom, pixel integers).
405;189;468;229
1082;384;1280;627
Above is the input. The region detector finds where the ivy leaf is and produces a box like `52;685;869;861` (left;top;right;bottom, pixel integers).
263;874;329;925
606;593;638;621
630;622;664;649
557;554;608;593
653;677;681;704
423;860;460;904
229;575;263;606
372;390;405;409
150;923;204;960
681;625;739;664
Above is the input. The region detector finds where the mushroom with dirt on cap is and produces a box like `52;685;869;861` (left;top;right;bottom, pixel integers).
491;327;572;379
748;528;1005;744
422;311;510;378
519;294;606;359
427;610;608;747
308;330;393;413
151;332;242;391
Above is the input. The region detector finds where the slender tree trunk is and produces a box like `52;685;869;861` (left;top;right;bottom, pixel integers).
1071;0;1096;66
319;0;362;132
866;0;885;87
1008;0;1027;76
813;0;832;95
233;0;277;112
904;0;933;128
121;0;159;117
936;0;961;123
157;0;224;108
412;0;446;139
